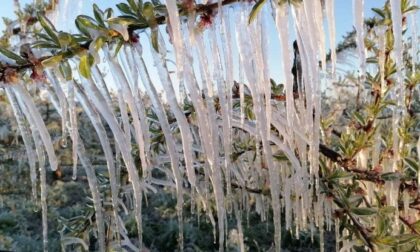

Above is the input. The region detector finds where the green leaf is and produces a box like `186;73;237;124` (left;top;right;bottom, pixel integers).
104;8;114;19
79;54;94;79
404;157;419;173
0;47;29;65
93;4;106;27
351;207;378;216
58;32;76;50
128;0;140;14
31;41;61;49
116;3;134;15
248;0;266;24
76;15;100;29
59;60;72;81
37;13;59;45
41;54;64;68
372;8;385;18
143;2;155;20
151;29;159;52
107;16;139;26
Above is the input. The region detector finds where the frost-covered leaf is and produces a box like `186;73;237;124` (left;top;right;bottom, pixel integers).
0;47;28;65
37;13;59;45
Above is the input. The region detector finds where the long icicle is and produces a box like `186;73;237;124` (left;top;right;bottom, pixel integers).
75;84;122;249
150;31;194;251
105;48;150;179
45;86;106;252
12;83;58;172
5;88;37;201
325;0;337;75
83;77;144;249
133;42;186;251
353;0;366;79
11;87;49;252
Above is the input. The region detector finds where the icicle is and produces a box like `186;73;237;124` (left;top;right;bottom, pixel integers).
325;0;336;75
215;13;234;200
84;77;144;249
92;66;113;110
12;87;48;252
45;86;106;252
46;71;76;178
132;42;186;250
410;9;418;73
273;3;296;129
75;142;106;252
210;23;233;202
117;88;132;148
189;28;227;251
390;0;405;110
105;48;149;177
236;6;282;250
165;0;185;101
5;88;37;201
75;84;121;248
377;27;387;96
122;46;151;168
12;83;58;172
67;80;79;181
353;0;366;79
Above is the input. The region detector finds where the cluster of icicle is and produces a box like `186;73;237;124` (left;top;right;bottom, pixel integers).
0;0;414;251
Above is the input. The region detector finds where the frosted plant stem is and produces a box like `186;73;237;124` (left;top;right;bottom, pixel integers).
12;83;58;172
5;88;37;201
